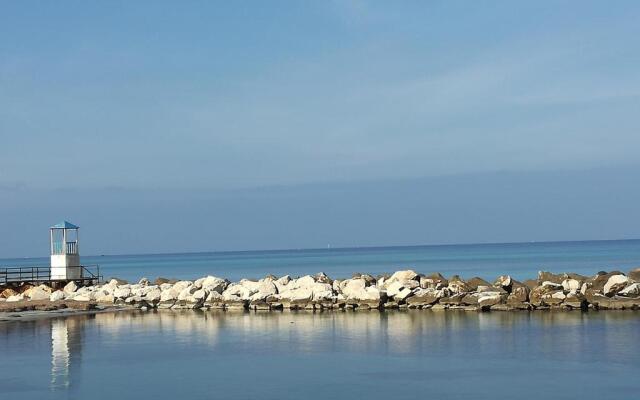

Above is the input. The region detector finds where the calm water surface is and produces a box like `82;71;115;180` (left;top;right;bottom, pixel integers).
2;239;640;282
0;310;638;399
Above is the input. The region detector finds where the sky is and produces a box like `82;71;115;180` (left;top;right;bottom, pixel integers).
1;1;639;256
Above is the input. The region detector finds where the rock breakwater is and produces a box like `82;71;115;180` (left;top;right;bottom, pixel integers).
2;268;640;312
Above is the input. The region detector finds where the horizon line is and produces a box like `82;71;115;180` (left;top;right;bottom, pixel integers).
3;237;639;261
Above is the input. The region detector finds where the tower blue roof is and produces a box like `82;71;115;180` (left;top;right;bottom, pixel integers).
51;221;79;229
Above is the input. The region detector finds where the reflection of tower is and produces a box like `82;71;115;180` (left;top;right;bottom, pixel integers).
51;319;70;388
50;317;84;391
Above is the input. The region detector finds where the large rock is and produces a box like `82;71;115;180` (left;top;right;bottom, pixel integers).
6;294;25;302
628;268;640;282
63;281;78;294
274;275;291;292
478;292;504;308
466;277;492;291
564;292;586;309
194;276;228;293
447;275;471;294
346;286;382;307
494;275;512;291
27;286;51;301
113;286;132;299
1;288;18;299
204;291;225;308
603;275;630;296
589;271;625;292
340;278;367;298
507;286;530;304
587;293;640;310
562;279;581;292
530;285;563;307
49;290;65;302
420;273;448;289
406;288;442;306
619;283;640;297
145;288;162;303
537;271;565;285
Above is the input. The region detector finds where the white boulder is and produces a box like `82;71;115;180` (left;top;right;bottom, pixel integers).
49;291;66;302
619;283;640;297
604;275;630;296
63;281;78;294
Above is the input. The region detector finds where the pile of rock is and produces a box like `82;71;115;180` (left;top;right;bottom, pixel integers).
1;268;639;312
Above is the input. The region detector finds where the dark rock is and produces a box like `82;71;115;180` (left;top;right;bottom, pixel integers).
420;273;448;289
439;293;467;305
466;277;492;291
406;289;442;306
589;271;625;292
507;286;530;304
587;294;640;310
537;271;565;285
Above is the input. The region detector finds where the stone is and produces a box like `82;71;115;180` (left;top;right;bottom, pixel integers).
494;275;512;291
466;277;492;291
420;273;448;289
27;286;51;301
478;293;504;308
49;290;65;302
314;272;332;284
589;271;625;292
154;277;177;285
619;283;640;297
447;276;471;294
144;288;162;303
587;294;640;310
1;288;18;299
138;277;150;286
628;268;640;282
564;292;586;309
6;294;25;302
603;275;630;296
507;286;530;304
113;286;132;299
63;281;78;294
530;285;563;307
394;287;413;301
74;294;92;302
195;276;228;293
537;271;565;285
562;279;581;292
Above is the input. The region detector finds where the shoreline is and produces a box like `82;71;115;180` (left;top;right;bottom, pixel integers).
2;268;639;317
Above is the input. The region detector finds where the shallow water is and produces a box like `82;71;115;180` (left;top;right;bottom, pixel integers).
2;239;640;282
1;310;639;399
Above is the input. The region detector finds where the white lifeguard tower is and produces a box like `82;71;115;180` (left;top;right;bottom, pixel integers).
50;221;82;280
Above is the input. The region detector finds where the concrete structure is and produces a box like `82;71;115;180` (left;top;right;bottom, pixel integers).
50;221;82;280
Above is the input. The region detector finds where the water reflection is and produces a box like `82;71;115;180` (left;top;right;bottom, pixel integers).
1;309;638;398
50;317;84;390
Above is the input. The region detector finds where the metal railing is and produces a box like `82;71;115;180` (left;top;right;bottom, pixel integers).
51;241;78;255
0;265;102;286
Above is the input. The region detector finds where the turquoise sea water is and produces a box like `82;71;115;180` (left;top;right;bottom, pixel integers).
2;239;640;282
1;310;639;399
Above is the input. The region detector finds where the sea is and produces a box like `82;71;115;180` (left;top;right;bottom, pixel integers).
2;239;640;283
1;240;639;399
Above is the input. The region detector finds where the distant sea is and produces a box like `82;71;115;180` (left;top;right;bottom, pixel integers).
2;239;639;282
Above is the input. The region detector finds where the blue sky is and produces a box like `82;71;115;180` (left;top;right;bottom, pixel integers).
1;1;639;256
